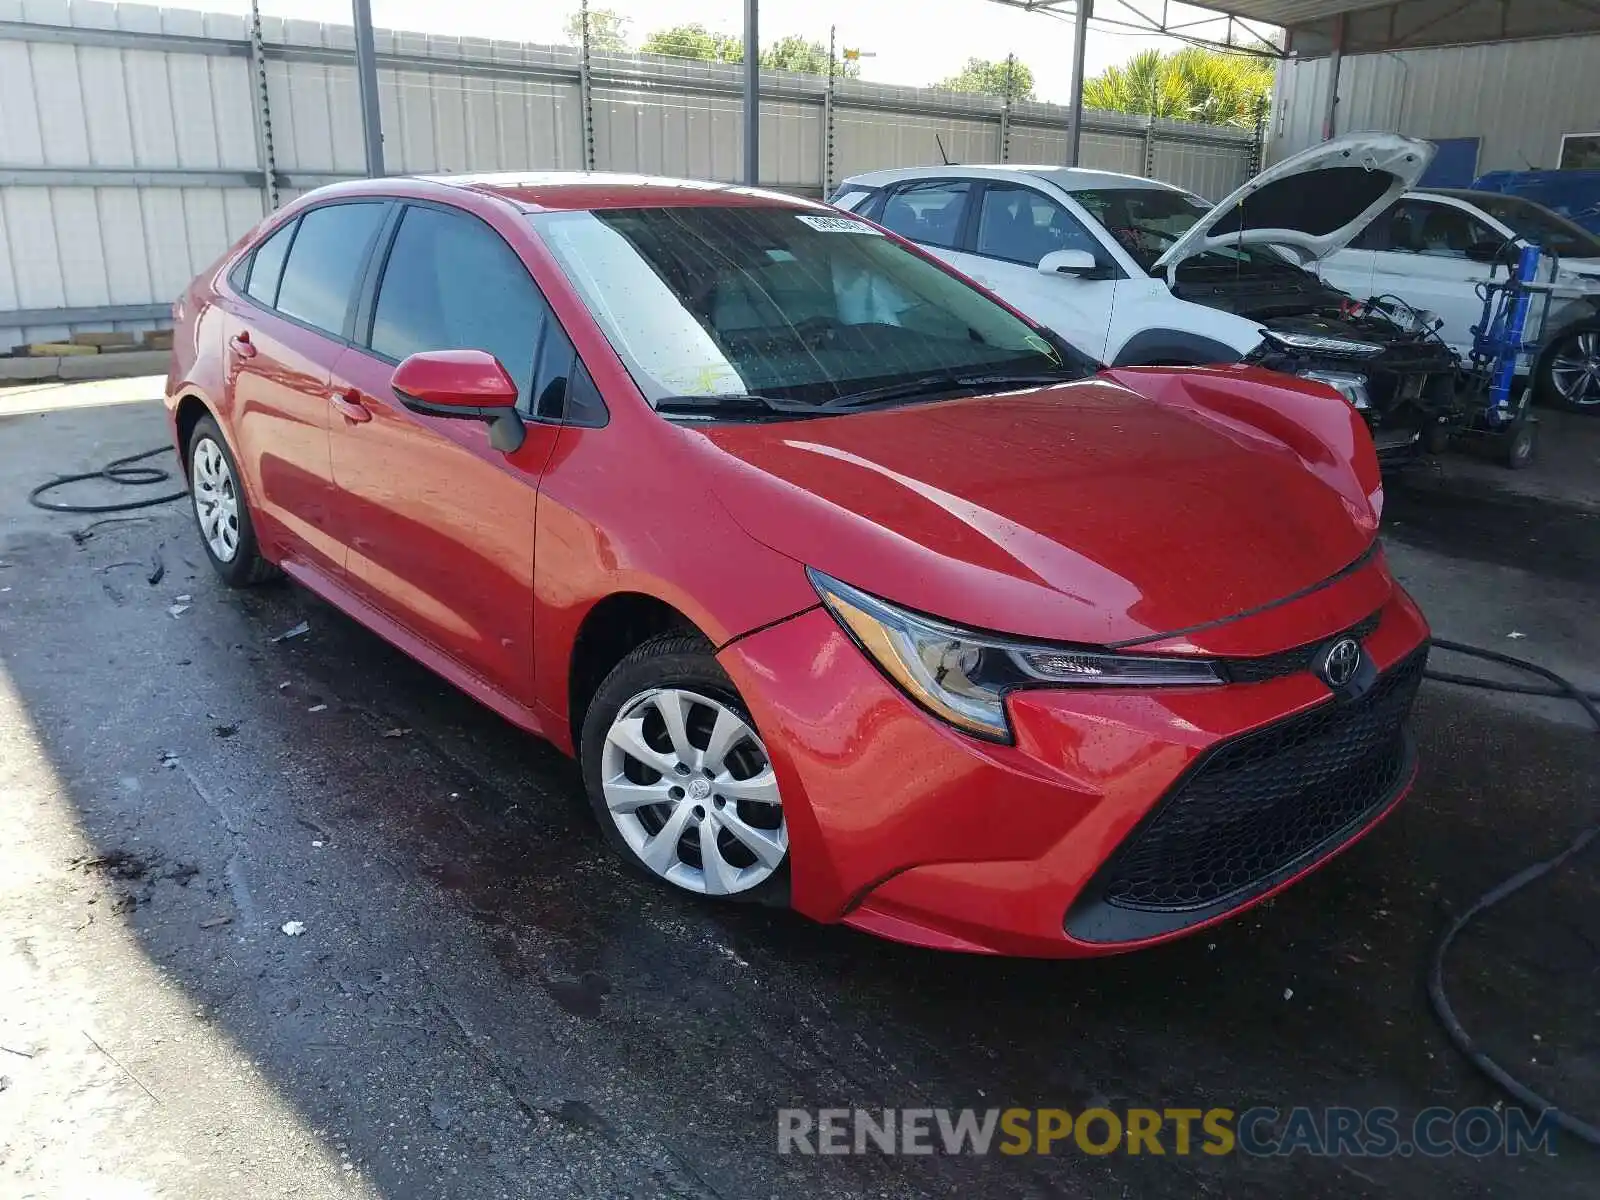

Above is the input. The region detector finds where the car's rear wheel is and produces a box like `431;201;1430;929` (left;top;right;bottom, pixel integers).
580;633;789;904
188;416;277;586
1540;321;1600;412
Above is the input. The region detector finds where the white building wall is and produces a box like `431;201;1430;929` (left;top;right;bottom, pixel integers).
1270;33;1600;172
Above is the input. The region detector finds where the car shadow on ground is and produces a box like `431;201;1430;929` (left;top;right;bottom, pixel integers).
1;472;1597;1197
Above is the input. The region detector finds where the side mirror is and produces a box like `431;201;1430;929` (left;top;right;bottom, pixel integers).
1038;249;1103;278
393;349;525;453
1464;238;1517;265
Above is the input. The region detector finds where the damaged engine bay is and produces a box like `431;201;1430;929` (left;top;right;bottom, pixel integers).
1175;261;1461;459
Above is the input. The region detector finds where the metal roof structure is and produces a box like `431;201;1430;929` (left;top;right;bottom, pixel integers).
990;0;1600;56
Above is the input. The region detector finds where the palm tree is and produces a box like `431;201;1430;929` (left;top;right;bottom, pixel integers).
1083;48;1272;128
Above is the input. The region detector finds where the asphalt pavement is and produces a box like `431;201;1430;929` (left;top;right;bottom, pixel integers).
1;381;1597;1198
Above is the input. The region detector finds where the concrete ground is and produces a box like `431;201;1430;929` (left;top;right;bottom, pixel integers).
1;379;1597;1198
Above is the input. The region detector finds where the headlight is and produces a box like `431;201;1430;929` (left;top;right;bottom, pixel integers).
1298;369;1371;410
1263;330;1386;357
810;569;1223;741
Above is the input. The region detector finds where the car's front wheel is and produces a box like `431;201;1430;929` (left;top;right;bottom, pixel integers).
580;634;789;904
1540;320;1600;412
188;415;278;586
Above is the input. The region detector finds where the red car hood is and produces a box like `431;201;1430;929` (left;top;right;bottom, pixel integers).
686;368;1381;646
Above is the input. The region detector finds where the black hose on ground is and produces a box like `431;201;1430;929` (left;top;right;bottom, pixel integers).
27;445;186;514
1422;638;1600;1148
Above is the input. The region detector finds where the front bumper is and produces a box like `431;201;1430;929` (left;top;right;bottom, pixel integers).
717;572;1430;958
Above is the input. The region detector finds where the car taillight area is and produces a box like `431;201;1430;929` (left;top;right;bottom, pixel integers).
1065;643;1428;944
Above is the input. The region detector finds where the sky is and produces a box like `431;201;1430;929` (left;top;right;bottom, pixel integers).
222;0;1269;104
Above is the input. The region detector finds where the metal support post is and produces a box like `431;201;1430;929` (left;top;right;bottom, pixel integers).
579;0;596;170
351;0;384;177
1065;0;1090;167
247;0;279;209
822;25;837;195
743;0;760;185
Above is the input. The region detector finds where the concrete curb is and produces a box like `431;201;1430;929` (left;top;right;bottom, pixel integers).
0;350;169;384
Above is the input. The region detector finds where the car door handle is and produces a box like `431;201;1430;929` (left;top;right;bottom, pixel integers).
228;333;256;359
330;388;372;424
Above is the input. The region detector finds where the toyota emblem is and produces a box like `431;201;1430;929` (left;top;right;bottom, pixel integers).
1320;637;1363;688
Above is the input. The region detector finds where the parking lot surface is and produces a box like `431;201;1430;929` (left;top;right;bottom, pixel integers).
2;382;1597;1197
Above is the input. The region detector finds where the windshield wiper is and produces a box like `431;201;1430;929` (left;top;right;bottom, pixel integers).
653;392;827;419
821;371;1081;410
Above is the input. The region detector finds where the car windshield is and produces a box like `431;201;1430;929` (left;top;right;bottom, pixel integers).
1457;194;1600;259
529;205;1093;410
1071;186;1303;275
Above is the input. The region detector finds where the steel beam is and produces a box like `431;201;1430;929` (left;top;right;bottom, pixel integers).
0;19;246;56
1065;0;1091;167
0;167;355;189
744;0;760;185
351;0;386;177
1321;11;1345;139
1;303;172;327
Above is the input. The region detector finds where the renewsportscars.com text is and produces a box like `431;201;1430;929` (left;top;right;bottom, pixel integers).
777;1106;1560;1158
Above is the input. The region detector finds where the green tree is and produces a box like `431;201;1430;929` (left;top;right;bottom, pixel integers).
640;26;858;77
1083;48;1271;128
563;8;629;53
935;57;1034;101
641;23;745;63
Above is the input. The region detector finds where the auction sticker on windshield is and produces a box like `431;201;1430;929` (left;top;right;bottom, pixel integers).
796;214;883;234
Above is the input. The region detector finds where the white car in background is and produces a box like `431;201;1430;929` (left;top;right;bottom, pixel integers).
1316;188;1600;411
831;134;1463;454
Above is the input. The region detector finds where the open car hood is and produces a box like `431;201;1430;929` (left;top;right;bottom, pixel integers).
1152;133;1434;280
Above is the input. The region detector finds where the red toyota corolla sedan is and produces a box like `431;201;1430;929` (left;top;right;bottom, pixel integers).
166;172;1430;957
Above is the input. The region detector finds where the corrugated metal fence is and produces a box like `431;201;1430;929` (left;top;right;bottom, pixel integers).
0;0;1260;347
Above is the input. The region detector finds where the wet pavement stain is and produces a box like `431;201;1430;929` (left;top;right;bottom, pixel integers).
545;972;614;1018
1384;473;1600;582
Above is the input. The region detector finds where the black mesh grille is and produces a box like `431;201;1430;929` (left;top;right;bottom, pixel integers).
1222;610;1382;685
1088;645;1427;915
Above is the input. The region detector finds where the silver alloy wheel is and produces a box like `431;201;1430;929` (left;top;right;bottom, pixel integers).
1549;330;1600;406
599;688;786;895
191;436;241;563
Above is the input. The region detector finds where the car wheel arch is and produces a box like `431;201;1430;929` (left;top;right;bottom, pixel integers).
1111;329;1244;368
566;592;706;751
1534;308;1600;408
174;393;215;477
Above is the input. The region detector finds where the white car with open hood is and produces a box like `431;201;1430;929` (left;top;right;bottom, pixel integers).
1315;187;1600;411
832;133;1458;457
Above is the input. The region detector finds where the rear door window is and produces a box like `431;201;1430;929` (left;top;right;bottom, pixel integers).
275;202;388;336
243;220;297;306
1348;204;1399;250
975;184;1100;265
878;180;972;249
368;204;547;407
1385;200;1498;258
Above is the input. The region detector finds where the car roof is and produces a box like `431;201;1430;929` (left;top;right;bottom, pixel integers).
840;163;1181;194
296;172;822;214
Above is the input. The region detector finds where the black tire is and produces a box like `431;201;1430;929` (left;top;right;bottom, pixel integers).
1503;418;1537;470
1537;320;1600;414
187;415;278;587
579;632;790;907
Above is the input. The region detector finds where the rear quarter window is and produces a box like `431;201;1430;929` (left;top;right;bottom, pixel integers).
830;187;875;213
243;220;297;307
274;202;388;336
